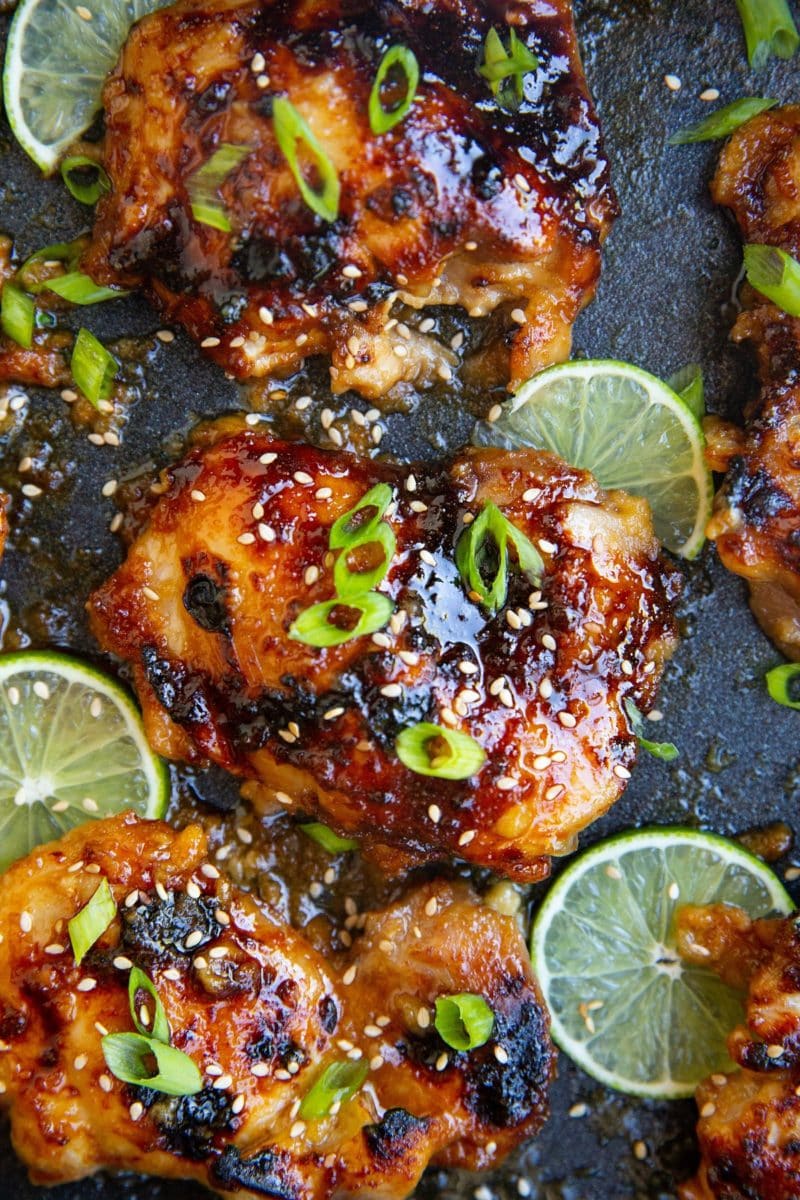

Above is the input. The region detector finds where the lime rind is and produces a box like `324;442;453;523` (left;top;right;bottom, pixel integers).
0;650;168;872
475;359;713;560
531;826;794;1099
3;0;172;172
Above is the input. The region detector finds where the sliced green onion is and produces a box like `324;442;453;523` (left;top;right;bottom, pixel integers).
434;993;494;1051
395;722;486;780
188;143;250;233
479;27;538;104
334;521;396;598
68;878;116;965
330;484;394;550
17;240;84;294
273;97;340;223
299;1059;368;1120
668;97;777;145
734;0;799;69
1;284;34;349
456;501;543;612
71;327;119;407
744;244;800;316
61;155;112;205
44;272;127;305
623;698;679;762
667;363;705;420
766;663;800;710
300;823;359;853
290;592;394;647
369;45;419;134
128;967;171;1044
101;1031;202;1096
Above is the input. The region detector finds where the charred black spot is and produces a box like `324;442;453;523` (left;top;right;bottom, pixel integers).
195;80;232;114
231;237;296;284
212;1145;303;1198
148;1086;237;1159
183;573;229;634
460;983;552;1129
319;994;339;1033
738;1038;789;1072
141;645;215;727
252;93;276;119
391;187;415;216
0;1005;27;1040
121;893;222;962
724;459;795;526
363;1108;430;1165
219;293;249;324
470;154;504;200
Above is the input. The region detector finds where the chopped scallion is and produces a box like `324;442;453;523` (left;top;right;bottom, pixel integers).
479;27;538;105
456;501;543;612
623;698;678;762
61;155;112;205
330;484;394;549
744;244;800;316
71;327;119;407
299;1059;368;1120
68;877;116;964
289;592;394;647
300;823;359;854
273;97;340;223
17;240;84;294
101;1031;202;1096
44;272;127;305
128;966;171;1044
333;520;396;598
1;283;34;349
766;663;800;710
734;0;799;69
668;97;777;145
667;363;705;420
395;722;486;780
369;45;419;134
188;143;250;233
434;993;494;1051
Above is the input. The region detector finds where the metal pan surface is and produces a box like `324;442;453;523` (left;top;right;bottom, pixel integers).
0;0;798;1195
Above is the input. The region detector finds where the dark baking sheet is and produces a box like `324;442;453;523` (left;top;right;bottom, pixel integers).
1;0;800;1196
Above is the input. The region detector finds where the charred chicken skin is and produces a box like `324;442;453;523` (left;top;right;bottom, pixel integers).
708;106;800;658
0;813;554;1197
677;904;800;1200
88;429;679;881
82;0;617;400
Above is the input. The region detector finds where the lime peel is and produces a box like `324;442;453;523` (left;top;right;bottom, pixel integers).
530;826;794;1099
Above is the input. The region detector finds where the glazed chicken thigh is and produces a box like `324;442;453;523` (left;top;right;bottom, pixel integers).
88;429;679;881
678;904;800;1200
708;106;800;658
0;813;553;1197
82;0;617;399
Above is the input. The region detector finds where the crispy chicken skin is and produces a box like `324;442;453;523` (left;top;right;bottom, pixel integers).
708;106;800;658
88;430;679;881
0;813;554;1197
677;905;800;1200
82;0;617;400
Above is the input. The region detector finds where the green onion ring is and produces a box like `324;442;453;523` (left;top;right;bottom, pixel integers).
369;45;420;134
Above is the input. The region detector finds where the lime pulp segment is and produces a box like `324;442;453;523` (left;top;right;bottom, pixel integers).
530;827;794;1099
3;0;173;171
0;651;168;872
474;359;713;559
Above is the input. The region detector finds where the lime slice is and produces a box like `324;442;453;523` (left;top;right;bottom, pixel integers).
530;827;794;1099
0;651;169;872
3;0;172;172
474;360;713;559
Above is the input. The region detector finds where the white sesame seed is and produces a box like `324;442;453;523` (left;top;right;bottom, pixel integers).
99;1074;113;1093
499;688;514;709
343;965;357;985
539;677;553;700
545;785;565;801
436;1052;449;1071
699;87;720;101
214;1074;234;1090
510;308;526;325
664;74;681;91
237;532;256;545
541;634;557;651
77;977;97;992
767;1044;785;1058
290;1121;306;1139
420;549;436;567
668;882;680;900
405;474;417;492
44;942;65;955
33;681;50;700
496;776;517;791
156;329;174;343
258;523;276;542
201;336;221;348
569;1103;588;1118
458;829;476;846
74;1054;88;1070
513;172;531;192
129;1101;144;1121
75;5;92;17
700;1101;716;1118
633;1140;647;1160
613;764;632;780
557;711;577;728
124;889;139;908
342;264;362;279
251;1063;270;1077
424;897;438;917
381;683;402;698
428;804;442;823
185;930;204;949
19;912;32;933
